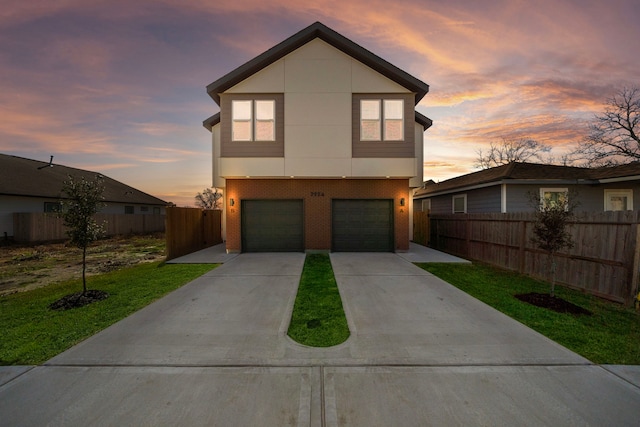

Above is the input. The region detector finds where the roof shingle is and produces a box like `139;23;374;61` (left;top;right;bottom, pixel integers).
0;154;168;205
415;162;640;197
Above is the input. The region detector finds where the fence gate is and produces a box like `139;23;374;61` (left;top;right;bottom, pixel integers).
165;207;222;260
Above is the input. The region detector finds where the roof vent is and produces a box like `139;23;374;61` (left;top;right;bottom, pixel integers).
37;155;54;170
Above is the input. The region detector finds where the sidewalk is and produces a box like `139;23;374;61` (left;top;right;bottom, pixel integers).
1;252;638;426
165;241;470;265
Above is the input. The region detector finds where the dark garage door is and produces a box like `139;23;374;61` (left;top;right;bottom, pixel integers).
241;200;304;252
332;199;393;252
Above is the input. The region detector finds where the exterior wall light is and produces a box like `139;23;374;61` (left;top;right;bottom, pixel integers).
400;198;405;207
230;198;235;207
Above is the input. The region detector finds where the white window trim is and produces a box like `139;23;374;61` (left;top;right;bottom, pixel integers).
232;99;276;142
452;194;467;213
604;189;633;211
383;99;404;141
539;188;568;210
359;98;404;142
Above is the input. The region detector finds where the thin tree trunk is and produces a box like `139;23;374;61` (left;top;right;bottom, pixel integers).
549;252;556;297
82;245;87;294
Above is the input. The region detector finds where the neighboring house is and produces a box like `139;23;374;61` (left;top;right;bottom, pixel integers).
0;153;168;239
203;22;432;252
414;161;640;214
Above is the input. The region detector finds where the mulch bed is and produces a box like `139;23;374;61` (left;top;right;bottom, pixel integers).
49;290;109;311
515;292;592;316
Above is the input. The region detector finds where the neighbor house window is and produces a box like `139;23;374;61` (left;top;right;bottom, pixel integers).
44;202;62;213
360;99;404;141
232;99;275;141
452;194;467;213
153;207;161;215
540;188;568;210
125;206;134;214
604;189;633;211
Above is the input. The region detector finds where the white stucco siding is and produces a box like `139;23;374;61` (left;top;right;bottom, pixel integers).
220;39;418;179
352;158;416;177
285;158;352;177
351;59;411;93
225;60;285;93
211;124;225;188
285;93;351;126
410;122;424;187
284;58;352;93
284;125;351;158
220;158;285;177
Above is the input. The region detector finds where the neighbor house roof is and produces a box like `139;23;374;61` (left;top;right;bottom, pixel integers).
203;22;432;132
0;154;168;205
414;161;640;198
206;22;430;106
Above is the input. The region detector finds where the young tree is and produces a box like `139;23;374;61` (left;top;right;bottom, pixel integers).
574;86;640;166
475;138;552;169
61;174;106;294
195;187;223;210
529;191;576;297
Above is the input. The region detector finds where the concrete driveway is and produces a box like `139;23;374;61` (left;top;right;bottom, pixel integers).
1;252;639;426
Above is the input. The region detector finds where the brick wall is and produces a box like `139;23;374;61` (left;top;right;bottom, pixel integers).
225;178;409;252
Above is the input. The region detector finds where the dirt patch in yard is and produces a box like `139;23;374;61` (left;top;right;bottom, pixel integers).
515;292;593;316
0;233;165;296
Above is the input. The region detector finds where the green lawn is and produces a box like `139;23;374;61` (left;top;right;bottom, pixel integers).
417;262;640;364
288;254;350;347
0;262;217;365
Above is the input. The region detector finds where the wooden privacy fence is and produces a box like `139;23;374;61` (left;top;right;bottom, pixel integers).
13;212;166;242
413;210;430;246
429;211;640;305
165;207;222;260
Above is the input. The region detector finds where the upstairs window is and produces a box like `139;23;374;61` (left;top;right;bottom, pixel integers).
232;100;275;142
360;99;404;141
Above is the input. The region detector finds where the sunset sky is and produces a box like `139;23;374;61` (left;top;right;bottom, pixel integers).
1;0;639;206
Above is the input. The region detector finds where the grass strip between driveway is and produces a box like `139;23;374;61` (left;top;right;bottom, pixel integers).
288;254;350;347
417;262;640;365
0;262;217;365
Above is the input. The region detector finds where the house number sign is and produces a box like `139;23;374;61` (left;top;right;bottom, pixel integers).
310;192;325;197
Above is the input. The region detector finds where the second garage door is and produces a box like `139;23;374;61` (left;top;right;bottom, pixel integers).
241;200;304;252
332;199;393;252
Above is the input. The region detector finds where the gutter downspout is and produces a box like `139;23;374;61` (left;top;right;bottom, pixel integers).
501;184;507;213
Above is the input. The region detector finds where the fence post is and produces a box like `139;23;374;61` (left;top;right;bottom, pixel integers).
629;223;640;306
465;214;471;257
518;220;526;274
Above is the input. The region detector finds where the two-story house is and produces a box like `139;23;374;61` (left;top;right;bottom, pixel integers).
204;22;432;253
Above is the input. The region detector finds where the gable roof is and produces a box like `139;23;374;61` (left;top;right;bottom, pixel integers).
205;22;430;106
0;154;168;205
203;23;434;133
414;161;640;198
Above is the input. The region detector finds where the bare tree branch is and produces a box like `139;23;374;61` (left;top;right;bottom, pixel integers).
195;187;223;209
573;86;640;166
475;138;552;169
